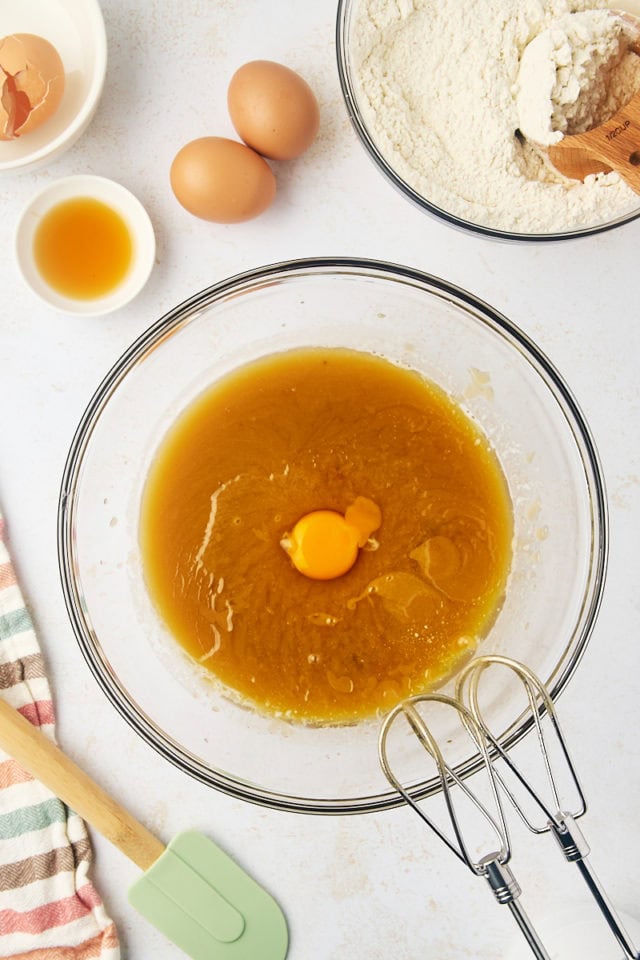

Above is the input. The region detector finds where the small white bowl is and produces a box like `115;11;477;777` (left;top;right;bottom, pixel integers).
15;174;156;316
0;0;107;174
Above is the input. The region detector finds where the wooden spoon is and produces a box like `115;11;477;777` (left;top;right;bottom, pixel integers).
547;25;640;193
548;88;640;193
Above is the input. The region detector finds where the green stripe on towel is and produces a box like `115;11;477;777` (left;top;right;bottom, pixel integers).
0;607;32;640
0;798;67;839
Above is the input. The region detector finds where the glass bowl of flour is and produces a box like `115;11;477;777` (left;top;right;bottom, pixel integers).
336;0;640;240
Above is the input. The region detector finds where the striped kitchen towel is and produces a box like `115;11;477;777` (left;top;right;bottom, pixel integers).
0;511;120;959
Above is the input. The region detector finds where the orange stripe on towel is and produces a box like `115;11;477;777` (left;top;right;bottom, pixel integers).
0;561;16;589
0;758;34;788
7;923;120;959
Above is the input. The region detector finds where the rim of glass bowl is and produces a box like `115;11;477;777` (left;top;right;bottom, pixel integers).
57;257;608;815
335;0;640;243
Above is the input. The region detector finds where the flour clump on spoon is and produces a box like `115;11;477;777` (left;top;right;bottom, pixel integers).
516;9;640;146
352;0;640;233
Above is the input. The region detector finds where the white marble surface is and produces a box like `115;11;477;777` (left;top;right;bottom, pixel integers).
1;2;639;958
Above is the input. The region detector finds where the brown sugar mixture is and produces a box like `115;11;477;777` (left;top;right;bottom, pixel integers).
140;347;513;724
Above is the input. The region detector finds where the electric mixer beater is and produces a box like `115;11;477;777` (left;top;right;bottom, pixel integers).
378;655;638;959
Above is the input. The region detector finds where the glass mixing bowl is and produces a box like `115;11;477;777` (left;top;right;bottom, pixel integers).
58;258;607;813
335;0;640;242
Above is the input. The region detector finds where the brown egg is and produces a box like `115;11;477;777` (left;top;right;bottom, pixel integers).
170;136;276;223
228;60;319;161
0;33;65;141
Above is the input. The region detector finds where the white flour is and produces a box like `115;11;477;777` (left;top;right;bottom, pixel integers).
352;0;640;234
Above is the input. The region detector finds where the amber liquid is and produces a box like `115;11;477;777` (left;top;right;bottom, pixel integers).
141;348;513;724
33;197;133;300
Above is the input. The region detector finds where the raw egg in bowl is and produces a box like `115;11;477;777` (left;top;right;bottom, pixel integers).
58;259;606;813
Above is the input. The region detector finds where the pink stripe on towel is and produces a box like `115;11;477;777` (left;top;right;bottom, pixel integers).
17;700;56;728
0;884;101;935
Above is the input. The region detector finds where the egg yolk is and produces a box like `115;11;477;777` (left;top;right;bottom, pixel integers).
282;497;382;580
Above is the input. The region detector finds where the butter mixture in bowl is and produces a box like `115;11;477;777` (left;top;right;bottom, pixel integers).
58;260;606;812
337;0;640;238
140;347;512;725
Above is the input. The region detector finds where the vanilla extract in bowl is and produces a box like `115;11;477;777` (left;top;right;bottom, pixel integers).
33;196;133;300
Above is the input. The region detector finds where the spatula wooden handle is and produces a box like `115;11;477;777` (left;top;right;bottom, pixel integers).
0;697;165;871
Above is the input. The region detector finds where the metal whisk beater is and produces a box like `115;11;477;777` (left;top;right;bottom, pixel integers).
379;692;552;960
378;656;639;959
456;654;639;960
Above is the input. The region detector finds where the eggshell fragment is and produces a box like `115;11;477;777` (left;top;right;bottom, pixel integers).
0;34;65;140
170;136;276;223
228;60;320;160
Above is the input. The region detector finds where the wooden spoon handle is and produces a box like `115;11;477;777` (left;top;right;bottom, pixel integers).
0;696;165;871
548;94;640;193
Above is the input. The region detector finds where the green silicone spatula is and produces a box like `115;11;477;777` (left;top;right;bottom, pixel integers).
0;696;288;960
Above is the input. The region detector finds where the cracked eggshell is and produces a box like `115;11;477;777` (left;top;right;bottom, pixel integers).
0;33;65;141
